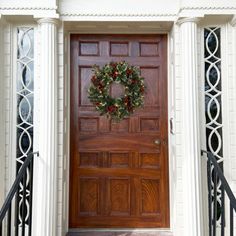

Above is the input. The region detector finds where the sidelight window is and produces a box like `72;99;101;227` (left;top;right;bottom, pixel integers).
204;27;223;225
16;27;34;229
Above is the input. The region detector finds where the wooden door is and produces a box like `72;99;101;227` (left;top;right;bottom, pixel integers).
70;35;169;228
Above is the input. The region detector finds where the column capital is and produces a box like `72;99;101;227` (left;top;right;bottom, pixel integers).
231;15;236;27
37;17;59;26
177;17;200;25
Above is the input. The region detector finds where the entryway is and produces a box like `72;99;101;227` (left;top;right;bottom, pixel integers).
69;34;169;228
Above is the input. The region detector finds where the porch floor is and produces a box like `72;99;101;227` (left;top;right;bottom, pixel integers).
67;231;173;236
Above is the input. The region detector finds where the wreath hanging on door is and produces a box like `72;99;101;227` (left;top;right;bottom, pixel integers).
88;61;145;121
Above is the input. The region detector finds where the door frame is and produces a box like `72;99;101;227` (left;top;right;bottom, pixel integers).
63;24;175;233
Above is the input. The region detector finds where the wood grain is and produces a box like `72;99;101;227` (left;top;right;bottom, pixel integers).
69;34;169;228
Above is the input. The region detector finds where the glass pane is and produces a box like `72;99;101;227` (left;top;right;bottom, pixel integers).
204;27;223;162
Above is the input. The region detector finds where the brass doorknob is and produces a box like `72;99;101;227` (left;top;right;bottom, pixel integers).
154;139;161;145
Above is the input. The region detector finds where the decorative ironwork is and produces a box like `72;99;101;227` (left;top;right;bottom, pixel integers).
204;27;223;226
202;151;236;236
0;152;39;236
16;27;34;230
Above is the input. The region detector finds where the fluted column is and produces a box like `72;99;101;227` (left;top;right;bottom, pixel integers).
32;18;58;236
178;18;202;236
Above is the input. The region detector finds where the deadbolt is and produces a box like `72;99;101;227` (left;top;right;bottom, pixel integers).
154;139;161;145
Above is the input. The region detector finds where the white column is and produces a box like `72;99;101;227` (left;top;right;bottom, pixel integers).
32;18;58;236
178;18;203;236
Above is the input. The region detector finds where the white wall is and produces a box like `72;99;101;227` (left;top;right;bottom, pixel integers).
59;0;179;16
0;0;57;8
172;24;184;236
3;22;14;196
224;22;236;231
0;18;5;207
57;24;65;236
181;0;236;8
198;26;208;236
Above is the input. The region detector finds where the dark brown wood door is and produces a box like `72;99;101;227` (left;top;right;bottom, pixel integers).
70;35;169;228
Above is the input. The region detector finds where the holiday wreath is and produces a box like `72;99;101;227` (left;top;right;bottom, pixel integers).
88;61;145;121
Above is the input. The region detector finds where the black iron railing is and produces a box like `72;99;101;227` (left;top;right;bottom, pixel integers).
202;150;236;236
0;152;39;236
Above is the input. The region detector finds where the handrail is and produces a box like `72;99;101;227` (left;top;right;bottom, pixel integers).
0;151;39;236
201;150;236;236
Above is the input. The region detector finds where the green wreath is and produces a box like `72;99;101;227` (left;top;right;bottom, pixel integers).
88;61;145;121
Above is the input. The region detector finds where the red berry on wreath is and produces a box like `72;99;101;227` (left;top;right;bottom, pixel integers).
107;105;117;113
126;69;132;76
140;86;145;93
113;71;119;79
91;75;97;83
123;96;130;104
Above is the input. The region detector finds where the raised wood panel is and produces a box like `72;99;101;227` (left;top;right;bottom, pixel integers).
79;66;93;107
141;67;160;107
108;178;131;216
140;153;160;169
79;178;100;216
79;118;98;133
110;42;129;56
140;118;160;132
110;119;130;133
79;152;99;168
78;134;162;152
140;42;159;56
108;152;130;168
79;42;99;56
141;179;160;216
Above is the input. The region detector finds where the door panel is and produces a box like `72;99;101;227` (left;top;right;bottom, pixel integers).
70;35;169;228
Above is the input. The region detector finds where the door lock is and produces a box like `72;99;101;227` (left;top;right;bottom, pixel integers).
154;139;161;145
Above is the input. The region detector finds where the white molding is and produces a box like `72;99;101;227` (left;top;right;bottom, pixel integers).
62;30;70;236
167;26;176;233
60;13;177;17
60;7;236;17
59;13;177;22
32;18;58;236
63;29;176;235
179;19;203;236
180;6;236;10
1;6;236;13
0;7;57;10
